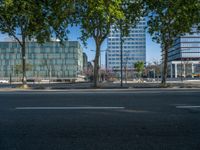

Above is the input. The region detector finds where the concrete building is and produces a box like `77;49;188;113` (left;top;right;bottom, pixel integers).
168;27;200;78
83;52;88;71
106;18;146;77
87;62;93;72
0;41;84;81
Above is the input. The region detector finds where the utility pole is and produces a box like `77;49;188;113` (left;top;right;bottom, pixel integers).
9;51;14;84
120;21;123;87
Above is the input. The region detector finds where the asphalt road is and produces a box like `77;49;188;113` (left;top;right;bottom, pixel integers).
0;89;200;150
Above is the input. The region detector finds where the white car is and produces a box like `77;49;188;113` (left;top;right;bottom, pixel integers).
0;80;9;83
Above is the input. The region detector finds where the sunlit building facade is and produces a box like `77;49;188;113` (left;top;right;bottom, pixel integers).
168;27;200;78
106;18;146;77
0;41;83;81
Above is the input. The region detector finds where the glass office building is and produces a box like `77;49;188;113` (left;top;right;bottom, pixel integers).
106;18;146;73
0;41;83;81
168;27;200;78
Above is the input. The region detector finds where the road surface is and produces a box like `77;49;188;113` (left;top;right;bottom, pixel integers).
0;89;200;150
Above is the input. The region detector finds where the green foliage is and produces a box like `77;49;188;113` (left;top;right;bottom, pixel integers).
134;61;144;77
44;0;75;42
0;0;72;84
115;0;145;36
78;0;124;45
75;0;144;87
78;0;145;45
145;0;200;84
146;0;200;45
0;0;71;44
1;0;43;43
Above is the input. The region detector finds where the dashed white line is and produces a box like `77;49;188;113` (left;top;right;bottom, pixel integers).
176;106;200;109
15;107;125;110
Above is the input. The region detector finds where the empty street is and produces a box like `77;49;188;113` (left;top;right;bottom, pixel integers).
0;89;200;150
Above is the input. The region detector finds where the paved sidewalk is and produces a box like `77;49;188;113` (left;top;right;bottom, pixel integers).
0;81;200;91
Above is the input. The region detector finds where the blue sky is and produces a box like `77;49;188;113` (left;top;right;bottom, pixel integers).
0;26;161;65
68;26;161;66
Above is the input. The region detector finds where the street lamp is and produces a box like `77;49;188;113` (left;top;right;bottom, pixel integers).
124;52;130;84
9;51;15;84
119;20;124;87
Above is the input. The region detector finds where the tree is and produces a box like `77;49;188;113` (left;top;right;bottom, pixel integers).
77;0;144;87
134;61;144;78
145;0;200;85
0;0;72;86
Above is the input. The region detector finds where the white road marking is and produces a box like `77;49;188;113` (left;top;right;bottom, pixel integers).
15;107;125;110
176;106;200;109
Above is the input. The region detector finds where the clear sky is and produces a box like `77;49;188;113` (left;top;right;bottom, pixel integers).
67;26;161;66
0;26;161;65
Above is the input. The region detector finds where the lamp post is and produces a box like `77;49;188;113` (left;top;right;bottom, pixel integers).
119;20;124;87
124;52;130;84
47;53;52;84
9;51;15;84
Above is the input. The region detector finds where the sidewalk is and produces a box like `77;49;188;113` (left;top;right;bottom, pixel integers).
0;81;200;91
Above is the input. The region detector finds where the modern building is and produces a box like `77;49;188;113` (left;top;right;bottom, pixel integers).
87;62;93;72
83;52;88;71
85;61;94;81
106;18;146;77
168;27;200;78
0;41;84;81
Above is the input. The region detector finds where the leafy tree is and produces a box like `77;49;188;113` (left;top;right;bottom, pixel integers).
134;61;144;78
145;0;200;85
0;0;72;86
77;0;144;87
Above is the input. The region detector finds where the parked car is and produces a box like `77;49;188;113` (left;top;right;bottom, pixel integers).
0;80;9;83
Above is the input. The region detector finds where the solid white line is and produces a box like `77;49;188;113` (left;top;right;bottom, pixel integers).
15;107;125;110
176;106;200;109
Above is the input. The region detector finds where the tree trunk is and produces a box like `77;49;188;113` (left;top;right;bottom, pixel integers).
94;41;101;88
21;36;27;85
161;45;169;85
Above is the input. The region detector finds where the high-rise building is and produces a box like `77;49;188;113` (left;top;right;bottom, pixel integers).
0;41;84;81
168;27;200;78
83;52;88;71
106;18;146;77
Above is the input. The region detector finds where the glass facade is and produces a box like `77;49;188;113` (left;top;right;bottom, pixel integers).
168;27;200;78
106;18;146;70
168;27;200;61
0;41;83;80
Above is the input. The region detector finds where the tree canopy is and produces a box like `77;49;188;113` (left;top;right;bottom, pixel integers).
134;61;144;77
76;0;145;87
145;0;200;84
0;0;73;85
